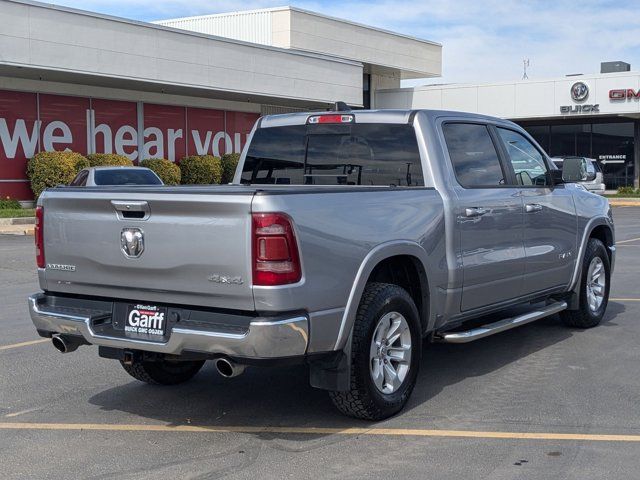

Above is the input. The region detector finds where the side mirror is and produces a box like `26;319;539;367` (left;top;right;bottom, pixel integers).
549;169;564;184
560;157;591;183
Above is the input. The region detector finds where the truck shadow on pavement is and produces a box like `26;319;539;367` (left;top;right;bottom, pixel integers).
88;303;624;440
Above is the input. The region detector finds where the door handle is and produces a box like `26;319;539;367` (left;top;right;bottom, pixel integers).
525;203;543;213
464;207;488;218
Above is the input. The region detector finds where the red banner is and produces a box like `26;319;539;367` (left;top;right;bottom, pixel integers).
226;111;259;154
91;98;138;160
0;89;259;199
39;94;89;155
0;90;38;188
186;107;225;157
143;103;186;162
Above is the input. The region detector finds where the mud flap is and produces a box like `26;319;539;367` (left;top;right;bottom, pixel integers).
308;332;352;391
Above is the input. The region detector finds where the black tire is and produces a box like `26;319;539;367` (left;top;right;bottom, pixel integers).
560;238;610;328
120;357;205;385
329;282;422;420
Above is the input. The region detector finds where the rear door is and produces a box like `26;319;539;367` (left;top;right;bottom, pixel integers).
442;122;526;311
495;127;578;293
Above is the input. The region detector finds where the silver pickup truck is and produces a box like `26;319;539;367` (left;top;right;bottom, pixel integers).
28;109;615;420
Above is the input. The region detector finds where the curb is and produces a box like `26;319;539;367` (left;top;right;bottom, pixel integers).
0;217;36;226
0;226;34;236
609;199;640;207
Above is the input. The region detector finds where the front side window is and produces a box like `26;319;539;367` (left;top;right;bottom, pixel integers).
442;123;506;188
241;123;424;187
497;128;549;186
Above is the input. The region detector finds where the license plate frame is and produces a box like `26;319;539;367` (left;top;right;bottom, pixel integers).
123;303;168;340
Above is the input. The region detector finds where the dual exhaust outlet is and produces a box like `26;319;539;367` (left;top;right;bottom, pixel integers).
51;334;84;354
51;334;246;378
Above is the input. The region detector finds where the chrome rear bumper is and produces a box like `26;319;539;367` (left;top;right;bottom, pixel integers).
28;293;308;358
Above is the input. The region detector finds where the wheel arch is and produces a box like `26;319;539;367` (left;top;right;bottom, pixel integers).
589;224;614;263
333;241;433;351
564;217;615;310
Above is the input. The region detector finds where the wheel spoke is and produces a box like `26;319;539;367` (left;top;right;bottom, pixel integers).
373;324;385;346
592;262;603;278
387;345;410;363
370;339;379;361
589;293;597;310
385;319;402;344
592;284;604;296
383;362;400;391
371;360;384;391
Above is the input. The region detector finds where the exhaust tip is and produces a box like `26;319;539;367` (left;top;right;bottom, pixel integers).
51;335;67;353
51;334;82;354
215;358;245;378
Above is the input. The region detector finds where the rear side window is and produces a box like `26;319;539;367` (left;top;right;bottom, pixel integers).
70;170;88;186
94;169;163;186
241;123;424;186
442;123;506;188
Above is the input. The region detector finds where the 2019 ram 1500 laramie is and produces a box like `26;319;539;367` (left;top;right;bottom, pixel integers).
28;109;615;420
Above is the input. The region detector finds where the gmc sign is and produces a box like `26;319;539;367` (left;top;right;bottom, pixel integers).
610;89;640;100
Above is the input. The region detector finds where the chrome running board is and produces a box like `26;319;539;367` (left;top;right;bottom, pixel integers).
437;301;567;344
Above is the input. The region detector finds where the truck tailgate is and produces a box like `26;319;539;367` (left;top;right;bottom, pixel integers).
40;189;255;311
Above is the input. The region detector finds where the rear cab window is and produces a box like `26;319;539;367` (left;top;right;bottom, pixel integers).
94;169;163;186
241;123;424;187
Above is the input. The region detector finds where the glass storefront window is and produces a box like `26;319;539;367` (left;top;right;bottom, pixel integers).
592;123;634;189
523;121;635;189
549;124;591;157
524;125;550;152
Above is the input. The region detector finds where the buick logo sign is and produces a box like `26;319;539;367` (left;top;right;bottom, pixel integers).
561;81;598;113
121;228;144;258
571;82;589;102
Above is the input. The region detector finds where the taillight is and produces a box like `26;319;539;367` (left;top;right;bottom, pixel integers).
35;206;45;268
307;114;354;124
252;213;301;286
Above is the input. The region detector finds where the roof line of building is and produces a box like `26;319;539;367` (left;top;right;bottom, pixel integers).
154;5;442;48
8;0;362;68
1;60;359;106
380;69;640;93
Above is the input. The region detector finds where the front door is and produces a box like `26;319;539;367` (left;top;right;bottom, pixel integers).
495;127;578;294
442;122;526;312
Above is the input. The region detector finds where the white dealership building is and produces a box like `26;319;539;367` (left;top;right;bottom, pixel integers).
0;0;638;198
0;0;441;199
377;68;640;189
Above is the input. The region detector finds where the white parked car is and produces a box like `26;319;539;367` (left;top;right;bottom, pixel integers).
552;157;605;195
70;166;163;187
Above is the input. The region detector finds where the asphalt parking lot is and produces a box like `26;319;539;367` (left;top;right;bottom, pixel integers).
1;207;639;479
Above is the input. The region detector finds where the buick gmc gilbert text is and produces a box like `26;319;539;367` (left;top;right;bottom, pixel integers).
28;109;615;420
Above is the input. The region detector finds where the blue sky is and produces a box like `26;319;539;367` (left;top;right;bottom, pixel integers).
51;0;640;85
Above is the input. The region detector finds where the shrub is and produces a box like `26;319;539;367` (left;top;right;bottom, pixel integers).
221;153;241;184
140;158;180;185
86;153;133;167
27;151;89;198
618;186;635;195
179;155;222;185
0;196;21;209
